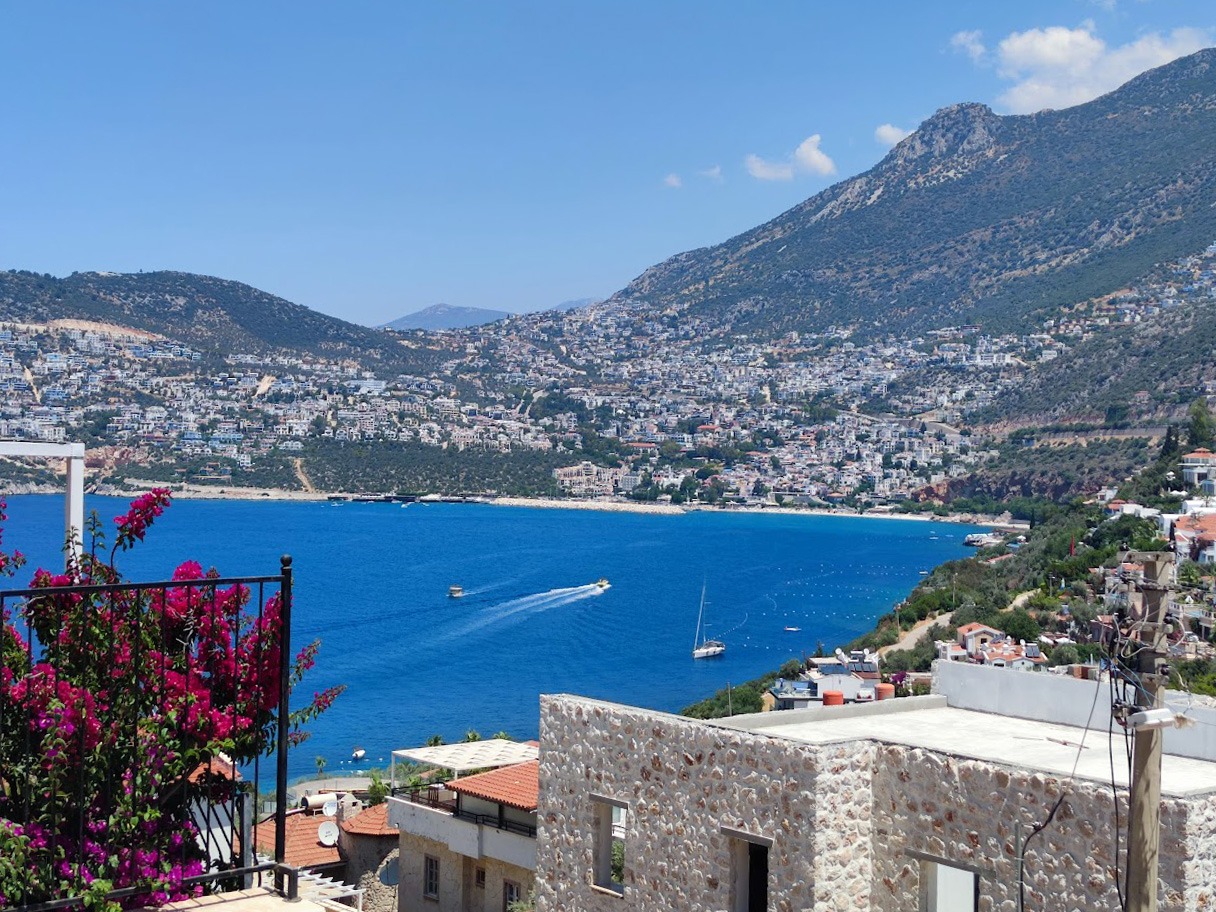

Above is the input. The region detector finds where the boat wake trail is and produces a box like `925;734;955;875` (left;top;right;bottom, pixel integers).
444;584;604;639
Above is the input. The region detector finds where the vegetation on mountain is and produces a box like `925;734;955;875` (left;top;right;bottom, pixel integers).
299;440;567;496
944;437;1155;503
612;49;1216;343
975;296;1216;430
0;270;448;375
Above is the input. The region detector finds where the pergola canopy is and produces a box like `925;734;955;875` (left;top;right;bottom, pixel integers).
391;739;538;776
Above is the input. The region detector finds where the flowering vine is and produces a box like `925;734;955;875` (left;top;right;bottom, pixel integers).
0;492;344;910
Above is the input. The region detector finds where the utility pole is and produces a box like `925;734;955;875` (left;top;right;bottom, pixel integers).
1123;550;1174;912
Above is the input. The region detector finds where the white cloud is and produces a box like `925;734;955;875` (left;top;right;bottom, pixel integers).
950;29;986;64
793;134;836;176
956;22;1212;114
699;165;724;183
746;135;836;182
663;173;683;189
875;123;911;147
746;153;795;181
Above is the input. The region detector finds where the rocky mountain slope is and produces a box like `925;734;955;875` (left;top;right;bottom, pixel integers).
0;270;447;373
611;48;1216;340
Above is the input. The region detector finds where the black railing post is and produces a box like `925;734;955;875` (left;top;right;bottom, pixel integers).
274;555;293;897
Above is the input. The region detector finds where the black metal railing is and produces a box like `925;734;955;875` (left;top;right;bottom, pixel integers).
391;787;537;838
0;556;298;911
392;787;458;812
453;809;537;838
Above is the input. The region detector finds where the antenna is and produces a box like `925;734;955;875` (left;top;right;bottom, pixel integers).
317;821;339;847
322;799;338;817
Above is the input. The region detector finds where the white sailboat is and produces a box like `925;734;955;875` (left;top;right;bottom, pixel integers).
692;583;726;659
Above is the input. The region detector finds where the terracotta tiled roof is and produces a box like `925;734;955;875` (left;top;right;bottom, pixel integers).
253;810;342;870
447;759;539;811
340;802;397;837
956;622;999;636
187;755;239;784
1176;513;1216;536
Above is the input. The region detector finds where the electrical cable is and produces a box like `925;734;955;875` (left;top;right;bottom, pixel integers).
1107;641;1128;912
1019;669;1105;911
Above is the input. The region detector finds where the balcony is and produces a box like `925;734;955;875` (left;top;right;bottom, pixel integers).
391;787;537;838
0;557;304;911
388;789;537;872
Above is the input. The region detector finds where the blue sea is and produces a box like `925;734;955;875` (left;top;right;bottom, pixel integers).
0;495;984;779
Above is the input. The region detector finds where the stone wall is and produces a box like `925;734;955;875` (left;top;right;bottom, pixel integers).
536;695;875;912
337;831;398;912
538;695;1216;912
872;745;1115;911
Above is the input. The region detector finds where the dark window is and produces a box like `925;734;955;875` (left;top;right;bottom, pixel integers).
476;867;486;889
423;855;440;899
592;799;627;895
729;836;769;912
503;879;521;910
747;842;768;912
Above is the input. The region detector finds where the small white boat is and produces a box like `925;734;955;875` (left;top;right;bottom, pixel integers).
352;746;366;761
692;583;725;659
784;626;801;632
595;578;610;589
448;585;464;598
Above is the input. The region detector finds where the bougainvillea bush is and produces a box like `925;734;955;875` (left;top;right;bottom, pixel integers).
0;491;344;909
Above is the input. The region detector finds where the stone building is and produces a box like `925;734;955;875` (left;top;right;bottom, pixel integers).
339;803;400;912
535;661;1216;911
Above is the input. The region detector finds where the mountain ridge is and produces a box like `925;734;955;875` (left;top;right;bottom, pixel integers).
382;303;511;331
610;47;1216;341
0;269;448;374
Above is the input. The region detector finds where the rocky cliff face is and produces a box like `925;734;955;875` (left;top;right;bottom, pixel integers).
610;48;1216;341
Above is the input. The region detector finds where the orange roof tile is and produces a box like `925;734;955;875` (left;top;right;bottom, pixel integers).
1176;513;1216;535
956;622;999;636
253;810;342;870
187;755;239;784
340;802;397;837
447;759;539;811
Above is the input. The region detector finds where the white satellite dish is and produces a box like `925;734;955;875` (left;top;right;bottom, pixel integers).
317;821;339;847
322;799;338;817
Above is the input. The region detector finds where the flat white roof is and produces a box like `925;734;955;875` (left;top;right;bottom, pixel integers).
746;704;1216;798
392;739;538;774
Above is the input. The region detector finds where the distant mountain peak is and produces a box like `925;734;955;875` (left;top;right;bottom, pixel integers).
897;102;1000;161
382;304;510;331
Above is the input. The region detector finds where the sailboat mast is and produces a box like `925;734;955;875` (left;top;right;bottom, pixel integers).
694;582;707;649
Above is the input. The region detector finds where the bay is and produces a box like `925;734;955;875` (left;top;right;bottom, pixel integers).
0;494;985;779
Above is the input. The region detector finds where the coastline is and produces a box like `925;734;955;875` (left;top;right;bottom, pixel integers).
34;481;1021;529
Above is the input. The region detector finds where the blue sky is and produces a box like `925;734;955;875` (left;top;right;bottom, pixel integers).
1;2;1212;325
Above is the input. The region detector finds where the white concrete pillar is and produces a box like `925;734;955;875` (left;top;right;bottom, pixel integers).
65;452;85;563
0;440;86;568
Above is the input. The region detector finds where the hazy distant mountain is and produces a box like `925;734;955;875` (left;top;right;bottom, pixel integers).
0;269;446;373
609;48;1216;340
382;304;510;331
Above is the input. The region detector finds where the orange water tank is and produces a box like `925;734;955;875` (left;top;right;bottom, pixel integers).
822;690;845;706
875;682;896;701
